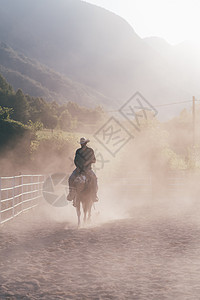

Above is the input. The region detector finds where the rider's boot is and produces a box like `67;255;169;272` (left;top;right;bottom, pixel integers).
93;192;99;202
67;187;75;201
73;198;77;207
94;196;98;202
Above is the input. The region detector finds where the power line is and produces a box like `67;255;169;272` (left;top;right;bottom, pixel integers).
105;98;200;113
105;99;195;112
154;100;192;107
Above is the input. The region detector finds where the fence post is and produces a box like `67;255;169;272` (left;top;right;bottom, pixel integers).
21;175;23;212
38;175;40;205
12;176;15;218
0;177;1;224
150;174;153;201
31;175;33;207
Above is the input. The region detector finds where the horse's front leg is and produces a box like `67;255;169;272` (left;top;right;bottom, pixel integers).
76;199;81;228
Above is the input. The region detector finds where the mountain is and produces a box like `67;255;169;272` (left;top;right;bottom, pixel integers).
0;0;198;116
144;37;200;99
143;37;173;58
0;42;111;107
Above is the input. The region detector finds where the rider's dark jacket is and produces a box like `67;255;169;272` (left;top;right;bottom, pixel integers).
74;146;96;171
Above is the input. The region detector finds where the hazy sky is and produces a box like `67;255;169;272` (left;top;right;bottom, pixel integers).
84;0;200;45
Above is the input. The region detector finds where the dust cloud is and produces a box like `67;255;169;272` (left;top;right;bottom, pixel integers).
1;108;200;225
29;112;200;229
1;107;200;299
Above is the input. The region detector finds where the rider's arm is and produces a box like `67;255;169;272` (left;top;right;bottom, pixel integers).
83;149;96;167
74;149;82;170
91;150;96;163
74;150;78;167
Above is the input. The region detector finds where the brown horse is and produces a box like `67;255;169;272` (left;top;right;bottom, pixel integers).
73;172;94;227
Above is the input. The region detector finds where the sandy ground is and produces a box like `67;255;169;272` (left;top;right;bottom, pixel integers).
1;200;200;300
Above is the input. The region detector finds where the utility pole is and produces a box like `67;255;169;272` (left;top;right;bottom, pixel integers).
192;96;196;147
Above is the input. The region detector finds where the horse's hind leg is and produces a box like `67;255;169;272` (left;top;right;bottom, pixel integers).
83;204;87;224
87;201;93;222
83;213;87;224
76;200;81;228
88;209;91;222
82;201;92;224
82;201;87;224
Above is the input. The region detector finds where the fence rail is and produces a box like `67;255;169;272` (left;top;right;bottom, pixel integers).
105;171;192;199
0;175;44;225
0;171;197;224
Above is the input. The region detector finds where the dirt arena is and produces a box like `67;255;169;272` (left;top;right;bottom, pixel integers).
1;198;200;300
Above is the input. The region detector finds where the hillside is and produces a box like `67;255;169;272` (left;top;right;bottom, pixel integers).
0;42;112;107
0;0;191;107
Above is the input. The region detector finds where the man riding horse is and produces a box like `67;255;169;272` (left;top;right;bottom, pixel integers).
67;137;98;207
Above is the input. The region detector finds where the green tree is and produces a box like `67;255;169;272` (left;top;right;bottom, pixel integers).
0;106;13;120
0;74;14;95
27;120;44;131
58;109;73;131
42;111;58;129
11;89;30;123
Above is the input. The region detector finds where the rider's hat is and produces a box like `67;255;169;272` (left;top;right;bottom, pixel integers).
79;137;90;145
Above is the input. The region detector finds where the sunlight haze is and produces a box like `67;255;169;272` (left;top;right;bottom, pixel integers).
1;1;200;299
84;0;200;45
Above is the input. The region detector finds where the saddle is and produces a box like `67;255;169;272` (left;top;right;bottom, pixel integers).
73;171;93;195
67;170;96;205
74;171;90;184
